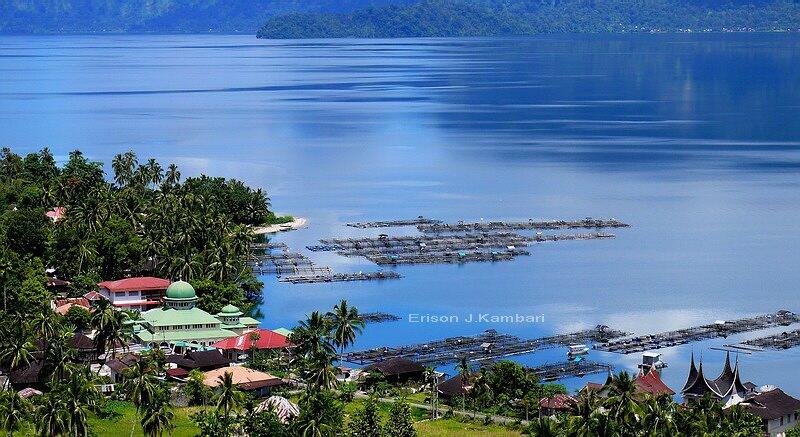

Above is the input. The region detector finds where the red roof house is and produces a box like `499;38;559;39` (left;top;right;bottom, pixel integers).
539;394;577;416
635;367;675;396
97;277;171;311
211;329;291;361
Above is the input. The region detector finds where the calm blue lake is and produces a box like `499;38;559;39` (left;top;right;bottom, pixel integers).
2;33;800;394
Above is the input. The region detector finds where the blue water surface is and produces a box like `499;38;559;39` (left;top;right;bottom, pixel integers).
2;33;800;395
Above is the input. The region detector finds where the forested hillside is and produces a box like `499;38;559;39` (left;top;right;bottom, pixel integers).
0;0;414;33
257;0;800;38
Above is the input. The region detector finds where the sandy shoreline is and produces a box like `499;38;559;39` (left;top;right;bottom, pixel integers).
253;217;308;234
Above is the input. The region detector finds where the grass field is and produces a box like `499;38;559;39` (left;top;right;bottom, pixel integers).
3;399;523;436
414;418;525;436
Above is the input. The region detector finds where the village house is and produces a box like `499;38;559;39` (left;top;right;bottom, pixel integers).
203;366;285;398
210;328;292;362
98;276;171;311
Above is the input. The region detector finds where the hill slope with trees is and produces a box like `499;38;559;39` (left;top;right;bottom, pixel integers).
257;0;800;38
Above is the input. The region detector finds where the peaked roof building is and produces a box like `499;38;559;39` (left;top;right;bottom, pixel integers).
681;352;752;406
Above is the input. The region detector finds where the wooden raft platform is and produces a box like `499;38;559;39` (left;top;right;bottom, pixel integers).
359;312;402;323
418;218;630;234
595;310;800;354
280;271;401;284
366;249;529;265
529;361;613;382
726;329;800;351
346;217;442;228
340;326;626;367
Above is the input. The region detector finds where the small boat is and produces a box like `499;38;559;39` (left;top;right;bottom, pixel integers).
567;344;590;357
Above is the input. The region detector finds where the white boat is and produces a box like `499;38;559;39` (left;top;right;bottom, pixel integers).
567;344;590;356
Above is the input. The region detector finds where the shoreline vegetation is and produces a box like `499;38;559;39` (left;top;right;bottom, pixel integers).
0;147;284;317
257;0;800;39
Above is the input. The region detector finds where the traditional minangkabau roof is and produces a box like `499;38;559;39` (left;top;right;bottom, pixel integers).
98;277;170;292
635;367;675;396
682;353;749;400
682;352;699;393
210;328;291;351
741;388;800;420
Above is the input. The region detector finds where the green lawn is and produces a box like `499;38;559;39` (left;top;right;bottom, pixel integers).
89;401;204;437
414;418;525;437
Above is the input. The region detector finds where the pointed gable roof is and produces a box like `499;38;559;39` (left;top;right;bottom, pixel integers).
682;360;724;398
710;351;736;396
682;352;699;393
635;368;675;396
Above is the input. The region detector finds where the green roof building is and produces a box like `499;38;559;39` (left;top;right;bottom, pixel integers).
135;281;259;347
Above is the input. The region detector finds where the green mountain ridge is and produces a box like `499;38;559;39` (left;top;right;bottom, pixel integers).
0;0;415;34
257;0;800;39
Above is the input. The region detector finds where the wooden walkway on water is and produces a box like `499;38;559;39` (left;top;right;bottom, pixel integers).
529;361;613;382
366;249;529;265
340;326;626;367
359;312;402;323
418;218;630;234
346;217;442;228
594;310;800;354
726;328;800;351
280;271;401;284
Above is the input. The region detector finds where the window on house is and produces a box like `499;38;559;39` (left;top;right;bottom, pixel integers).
780;417;784;426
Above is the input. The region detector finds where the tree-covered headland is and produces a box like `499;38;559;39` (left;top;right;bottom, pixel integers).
257;0;800;38
0;147;285;317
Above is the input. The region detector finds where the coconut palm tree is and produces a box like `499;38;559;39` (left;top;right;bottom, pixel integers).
639;394;678;436
123;360;159;413
140;384;175;437
163;163;181;188
0;320;35;371
291;311;335;359
529;416;562;437
215;371;245;417
455;355;472;412
567;390;599;436
36;394;69;437
326;299;364;353
604;371;640;434
42;326;77;382
57;368;101;437
0;255;12;311
0;389;32;437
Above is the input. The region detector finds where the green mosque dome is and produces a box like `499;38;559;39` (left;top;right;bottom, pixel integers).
219;304;243;316
165;281;196;300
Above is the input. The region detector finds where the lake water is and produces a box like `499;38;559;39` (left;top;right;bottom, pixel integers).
2;33;800;395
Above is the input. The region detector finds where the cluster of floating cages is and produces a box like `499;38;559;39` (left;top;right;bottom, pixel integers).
595;310;800;354
247;246;400;283
340;326;626;366
249;242;288;251
367;249;529;265
309;231;613;266
346;217;442;228
280;271;401;284
418;218;630;234
727;329;800;351
528;360;613;382
358;312;402;324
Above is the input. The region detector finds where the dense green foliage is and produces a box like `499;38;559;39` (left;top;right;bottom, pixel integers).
0;0;415;34
0;147;274;318
257;0;800;38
